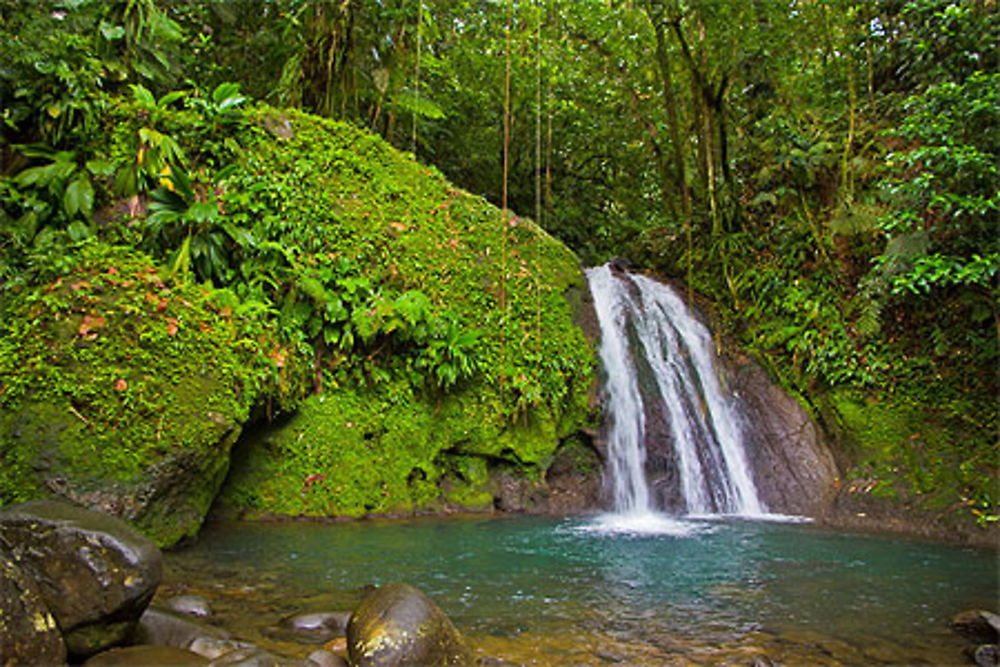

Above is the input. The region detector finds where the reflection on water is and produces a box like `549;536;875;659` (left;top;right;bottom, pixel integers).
160;515;997;664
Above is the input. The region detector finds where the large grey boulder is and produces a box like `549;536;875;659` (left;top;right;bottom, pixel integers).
346;583;473;666
0;549;67;665
728;358;840;516
0;500;161;657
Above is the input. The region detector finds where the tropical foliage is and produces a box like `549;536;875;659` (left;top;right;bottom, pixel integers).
2;0;996;523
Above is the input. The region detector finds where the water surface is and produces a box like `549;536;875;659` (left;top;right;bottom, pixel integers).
161;514;997;664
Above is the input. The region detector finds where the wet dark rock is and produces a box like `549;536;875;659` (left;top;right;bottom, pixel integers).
167;595;213;618
952;610;1000;645
608;257;633;273
347;582;473;666
490;469;549;513
727;359;840;516
0;549;67;665
545;436;602;513
970;644;1000;667
0;500;161;657
83;645;210;665
136;605;231;649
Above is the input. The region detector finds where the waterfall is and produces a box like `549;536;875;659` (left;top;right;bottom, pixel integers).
586;264;766;517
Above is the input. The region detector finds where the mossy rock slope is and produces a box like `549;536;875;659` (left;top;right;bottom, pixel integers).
212;107;595;518
0;102;596;537
0;245;261;546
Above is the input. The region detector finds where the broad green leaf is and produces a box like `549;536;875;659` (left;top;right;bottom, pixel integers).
85;159;115;177
14;166;51;188
63;176;94;218
158;91;187;107
185;202;219;224
99;21;126;40
172;233;192;281
130;84;156;109
66;220;92;241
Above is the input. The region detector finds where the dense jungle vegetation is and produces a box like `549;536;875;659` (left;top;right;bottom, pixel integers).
1;0;997;526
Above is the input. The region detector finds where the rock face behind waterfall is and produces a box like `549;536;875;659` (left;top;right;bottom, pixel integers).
727;358;839;516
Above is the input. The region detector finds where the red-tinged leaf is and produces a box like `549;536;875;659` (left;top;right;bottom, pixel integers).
166;318;179;336
144;293;159;304
70;280;91;291
269;348;286;368
107;266;119;275
78;314;107;336
157;299;168;312
114;378;128;392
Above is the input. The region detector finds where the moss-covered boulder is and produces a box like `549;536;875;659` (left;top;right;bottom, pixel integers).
0;245;262;545
0;99;596;531
206;107;596;517
817;389;1000;544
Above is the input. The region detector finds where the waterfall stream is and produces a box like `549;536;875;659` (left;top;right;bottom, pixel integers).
586;264;766;518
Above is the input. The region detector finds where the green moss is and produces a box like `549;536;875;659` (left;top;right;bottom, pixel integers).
2;99;596;526
219;374;579;516
826;388;997;513
0;243;265;544
203;106;595;516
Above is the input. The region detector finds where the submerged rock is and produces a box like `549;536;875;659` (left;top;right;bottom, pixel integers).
970;644;1000;667
0;549;66;665
346;583;473;666
205;644;287;666
952;609;1000;645
135;605;231;650
279;610;352;642
306;649;349;667
167;595;213;618
188;637;257;660
0;500;161;657
83;645;210;665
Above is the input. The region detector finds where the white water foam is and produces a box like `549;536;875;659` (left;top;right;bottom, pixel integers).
575;511;708;537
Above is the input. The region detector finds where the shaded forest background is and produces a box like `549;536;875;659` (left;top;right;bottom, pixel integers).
2;0;997;522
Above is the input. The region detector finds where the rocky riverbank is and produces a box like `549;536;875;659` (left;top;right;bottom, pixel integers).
0;500;479;666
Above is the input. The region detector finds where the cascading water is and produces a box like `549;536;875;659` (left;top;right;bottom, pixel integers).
586;263;766;518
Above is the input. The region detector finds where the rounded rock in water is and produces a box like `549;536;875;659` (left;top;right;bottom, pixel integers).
346;583;473;666
0;499;162;658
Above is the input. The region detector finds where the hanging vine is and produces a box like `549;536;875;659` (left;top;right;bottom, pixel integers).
498;0;513;399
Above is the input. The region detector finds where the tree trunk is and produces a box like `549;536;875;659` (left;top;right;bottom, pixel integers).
652;20;691;220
